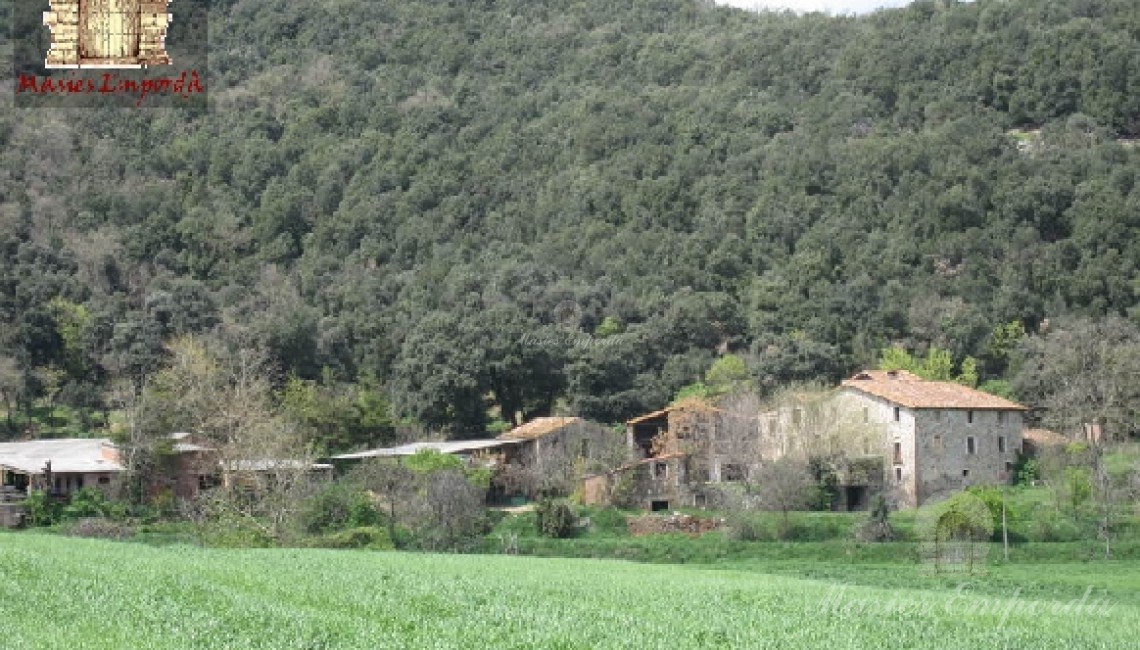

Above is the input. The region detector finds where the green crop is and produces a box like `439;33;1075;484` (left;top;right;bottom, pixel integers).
0;532;1134;649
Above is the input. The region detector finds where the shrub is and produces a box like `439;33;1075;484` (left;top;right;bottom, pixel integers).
198;517;275;548
855;495;895;542
965;485;1019;541
298;482;380;534
62;487;125;521
308;526;394;550
536;499;578;538
25;490;61;527
727;515;774;542
1014;456;1039;486
65;518;136;540
586;507;630;536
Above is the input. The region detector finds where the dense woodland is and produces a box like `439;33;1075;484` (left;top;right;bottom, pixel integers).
1;0;1139;451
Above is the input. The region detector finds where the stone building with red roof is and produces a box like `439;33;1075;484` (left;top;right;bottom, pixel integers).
838;370;1027;506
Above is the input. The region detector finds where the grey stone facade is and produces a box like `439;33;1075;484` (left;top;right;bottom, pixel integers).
836;387;1024;507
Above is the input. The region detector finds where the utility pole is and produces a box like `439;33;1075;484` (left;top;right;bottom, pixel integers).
1001;489;1009;562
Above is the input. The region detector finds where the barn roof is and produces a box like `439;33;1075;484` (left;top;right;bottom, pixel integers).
498;416;584;441
626;400;722;425
0;438;124;475
332;439;519;460
841;370;1027;410
1023;428;1068;447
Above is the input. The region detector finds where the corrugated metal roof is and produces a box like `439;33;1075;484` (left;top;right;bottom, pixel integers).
221;459;333;471
332;439;518;460
841;370;1027;410
0;439;124;474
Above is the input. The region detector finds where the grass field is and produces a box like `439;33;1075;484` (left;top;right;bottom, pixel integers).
1;533;1136;649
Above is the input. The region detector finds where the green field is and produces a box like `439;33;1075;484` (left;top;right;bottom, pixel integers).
1;533;1136;649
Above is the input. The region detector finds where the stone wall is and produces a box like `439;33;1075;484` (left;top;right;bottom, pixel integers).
912;408;1022;505
138;2;173;66
626;513;724;536
43;0;80;67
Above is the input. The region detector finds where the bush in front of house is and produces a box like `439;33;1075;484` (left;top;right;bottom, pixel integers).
727;514;775;542
64;517;136;540
62;487;127;521
306;526;394;550
855;495;896;543
297;481;381;535
536;499;578;538
25;490;61;527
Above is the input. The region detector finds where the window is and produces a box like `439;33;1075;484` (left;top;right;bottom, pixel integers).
792;408;803;426
962;469;970;478
997;411;1006;425
933;434;942;449
721;463;746;482
895;467;903;481
653;462;668;480
967;410;974;424
893;407;900;422
966;436;976;455
650;500;670;512
862;407;869;423
934;410;943;422
97;477;110;485
1005;461;1013;473
998;436;1006;453
892;442;902;465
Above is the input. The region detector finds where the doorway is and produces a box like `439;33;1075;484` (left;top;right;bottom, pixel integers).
79;0;141;65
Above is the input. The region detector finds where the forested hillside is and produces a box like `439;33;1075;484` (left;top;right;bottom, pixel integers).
1;0;1138;447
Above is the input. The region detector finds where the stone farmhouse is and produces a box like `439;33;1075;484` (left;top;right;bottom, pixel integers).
837;370;1026;507
584;370;1026;511
583;400;766;511
333;416;622;503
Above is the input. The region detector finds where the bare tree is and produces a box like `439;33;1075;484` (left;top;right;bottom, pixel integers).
495;421;630;499
765;384;884;461
1012;318;1140;556
746;456;819;536
1013;315;1140;442
131;336;316;541
349;457;487;551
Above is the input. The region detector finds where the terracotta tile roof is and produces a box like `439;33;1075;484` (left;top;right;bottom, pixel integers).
498;416;583;441
626;399;721;425
1023;428;1068;447
841;370;1027;410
